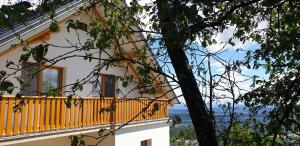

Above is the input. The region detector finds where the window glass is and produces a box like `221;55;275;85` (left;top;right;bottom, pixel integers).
92;76;102;96
20;62;63;96
21;63;38;96
104;75;115;97
42;68;59;94
141;139;152;146
91;75;115;97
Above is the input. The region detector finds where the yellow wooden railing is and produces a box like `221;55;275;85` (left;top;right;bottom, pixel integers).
0;96;168;137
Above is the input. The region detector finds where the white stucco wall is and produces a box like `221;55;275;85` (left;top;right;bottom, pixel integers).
115;121;170;146
3;132;115;146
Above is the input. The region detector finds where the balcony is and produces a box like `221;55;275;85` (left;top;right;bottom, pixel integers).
0;96;168;139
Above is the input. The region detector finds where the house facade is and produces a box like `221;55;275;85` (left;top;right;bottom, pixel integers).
0;1;176;146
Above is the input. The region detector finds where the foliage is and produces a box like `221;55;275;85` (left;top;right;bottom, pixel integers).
170;115;182;127
170;125;197;146
241;70;300;145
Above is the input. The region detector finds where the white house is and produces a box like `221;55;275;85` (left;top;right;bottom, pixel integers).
0;1;177;146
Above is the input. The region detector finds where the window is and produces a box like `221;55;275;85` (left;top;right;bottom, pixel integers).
21;63;38;96
21;62;63;96
42;68;60;94
141;139;152;146
92;74;115;97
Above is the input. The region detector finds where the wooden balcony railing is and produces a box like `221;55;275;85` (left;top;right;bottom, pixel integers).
0;96;168;137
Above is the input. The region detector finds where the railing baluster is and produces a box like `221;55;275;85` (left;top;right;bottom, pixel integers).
138;99;142;121
105;99;109;124
27;98;33;133
120;99;123;123
142;99;145;120
13;98;21;134
45;98;51;130
101;100;108;124
144;99;148;120
55;98;61;129
110;99;113;124
65;101;70;128
20;98;27;133
33;98;39;132
93;98;98;125
0;97;7;136
40;98;45;131
5;98;13;135
115;99;119;123
122;99;125;122
78;100;82;127
132;100;135;121
100;99;104;124
135;99;137;121
158;101;161;118
91;99;93;125
129;100;132;121
106;99;109;124
82;100;87;126
50;98;55;130
124;99;127;122
118;99;121;123
60;99;65;129
87;99;90;126
97;99;100;124
101;99;104;124
123;99;126;122
93;99;97;125
93;99;96;125
165;100;168;117
128;99;130;121
90;99;93;125
139;99;141;120
70;99;75;127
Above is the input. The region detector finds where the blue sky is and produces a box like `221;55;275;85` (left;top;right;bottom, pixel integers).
154;30;269;105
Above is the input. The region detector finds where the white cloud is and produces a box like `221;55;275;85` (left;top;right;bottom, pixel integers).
204;25;261;53
212;61;225;73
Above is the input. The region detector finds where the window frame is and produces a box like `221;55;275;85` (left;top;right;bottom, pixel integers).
92;73;116;97
140;139;152;146
100;74;115;97
39;65;64;96
22;62;64;96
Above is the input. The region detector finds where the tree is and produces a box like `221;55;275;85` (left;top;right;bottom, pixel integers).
0;0;299;146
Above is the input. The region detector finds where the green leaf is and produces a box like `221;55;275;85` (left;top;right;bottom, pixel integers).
31;44;48;64
0;81;14;94
49;21;59;32
79;140;85;146
65;95;72;108
97;129;106;136
5;61;15;68
171;115;182;127
47;88;60;96
19;53;31;63
70;136;79;146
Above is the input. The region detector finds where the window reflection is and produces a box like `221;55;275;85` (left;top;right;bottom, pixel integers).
42;68;59;95
21;63;38;96
21;62;63;96
92;75;115;97
105;76;115;97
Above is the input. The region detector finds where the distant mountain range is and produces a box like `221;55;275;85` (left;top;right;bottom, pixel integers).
169;103;273;129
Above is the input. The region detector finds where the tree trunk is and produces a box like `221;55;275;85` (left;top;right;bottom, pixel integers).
166;43;218;146
156;1;218;145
